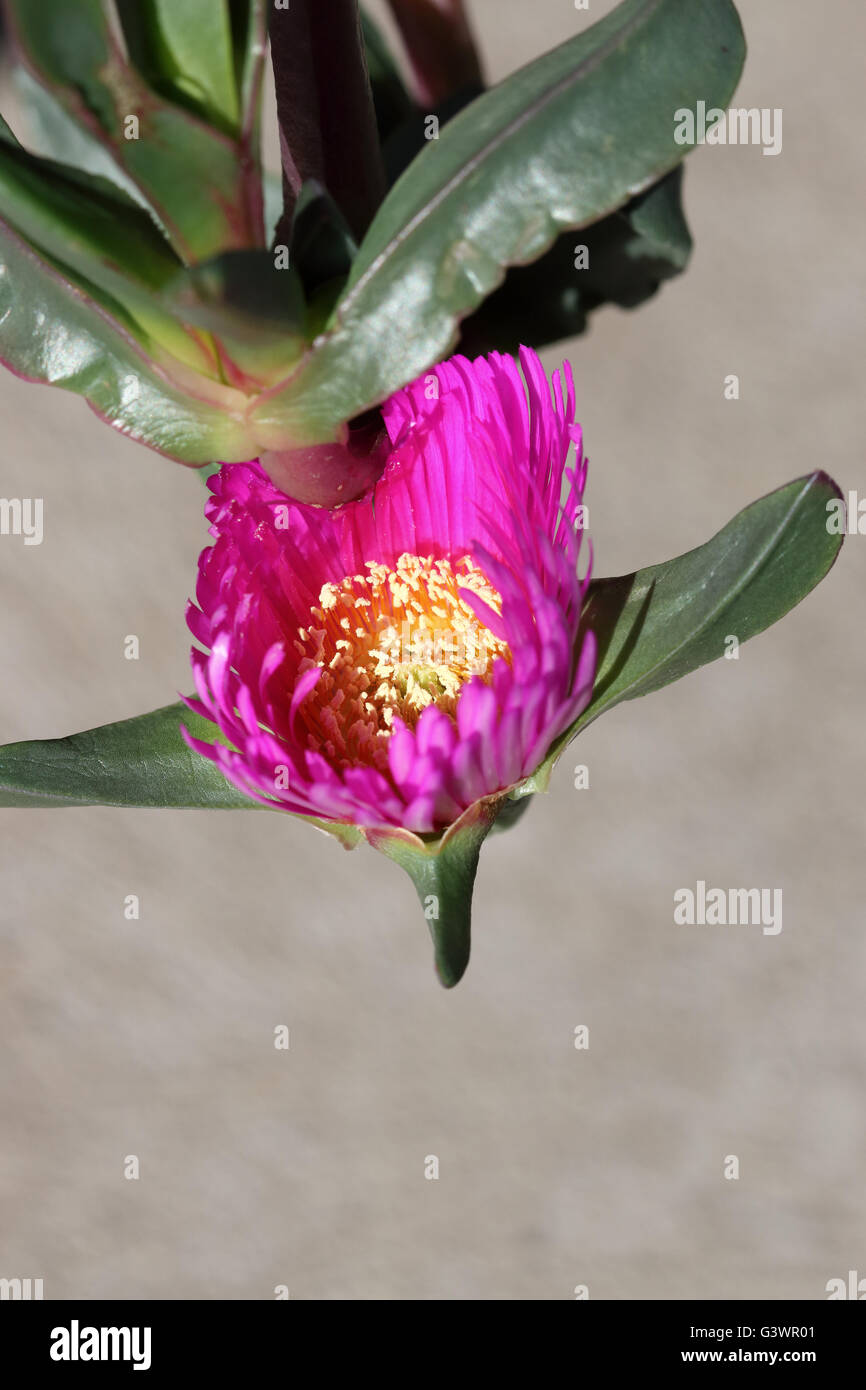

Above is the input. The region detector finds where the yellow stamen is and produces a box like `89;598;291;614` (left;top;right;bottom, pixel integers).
294;552;510;772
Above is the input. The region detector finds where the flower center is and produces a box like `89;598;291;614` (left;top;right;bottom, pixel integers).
294;552;510;771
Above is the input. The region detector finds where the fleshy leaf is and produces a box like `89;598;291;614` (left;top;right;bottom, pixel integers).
368;799;501;987
164;249;307;388
0;114;219;376
12;64;153;207
0;703;254;809
115;0;241;135
0;111;180;290
520;472;844;793
0;219;250;461
0;700;365;851
250;0;745;448
4;0;264;259
460;165;692;355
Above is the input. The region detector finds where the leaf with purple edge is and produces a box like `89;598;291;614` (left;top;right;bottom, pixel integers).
249;0;745;450
4;0;263;260
0;112;220;377
114;0;241;136
0;219;250;462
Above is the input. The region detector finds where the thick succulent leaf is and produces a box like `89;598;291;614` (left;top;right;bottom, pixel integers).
165;249;307;386
0;703;254;809
460;165;692;355
0;115;221;375
520;472;844;793
250;0;745;448
4;0;261;260
289;181;358;303
13;66;157;209
368;799;500;987
0;699;363;853
0;219;250;461
0;112;178;288
115;0;241;135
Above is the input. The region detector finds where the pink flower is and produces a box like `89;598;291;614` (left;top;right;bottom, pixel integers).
183;347;596;835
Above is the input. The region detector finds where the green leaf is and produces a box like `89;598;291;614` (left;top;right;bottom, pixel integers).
460;165;692;355
0;703;253;809
368;800;501;987
164;249;307;385
235;1;268;122
0;699;367;854
5;0;262;260
12;65;153;207
521;472;844;792
289;181;358;303
250;0;745;448
0;218;250;462
0;684;499;985
115;0;241;136
0;112;179;290
361;9;416;145
0;114;221;376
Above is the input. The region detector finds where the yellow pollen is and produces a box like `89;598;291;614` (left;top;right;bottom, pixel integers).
294;552;510;772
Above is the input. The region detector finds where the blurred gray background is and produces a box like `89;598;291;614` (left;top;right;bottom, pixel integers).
0;0;863;1300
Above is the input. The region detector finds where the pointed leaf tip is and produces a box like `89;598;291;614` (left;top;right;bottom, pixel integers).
367;799;500;987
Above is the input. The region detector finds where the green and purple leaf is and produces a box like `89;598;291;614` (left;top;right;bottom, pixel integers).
250;0;746;450
3;0;264;259
0;219;249;460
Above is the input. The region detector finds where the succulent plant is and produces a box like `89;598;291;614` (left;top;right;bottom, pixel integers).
0;1;845;985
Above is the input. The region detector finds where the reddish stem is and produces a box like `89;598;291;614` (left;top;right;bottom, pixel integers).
268;0;386;248
385;0;483;108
